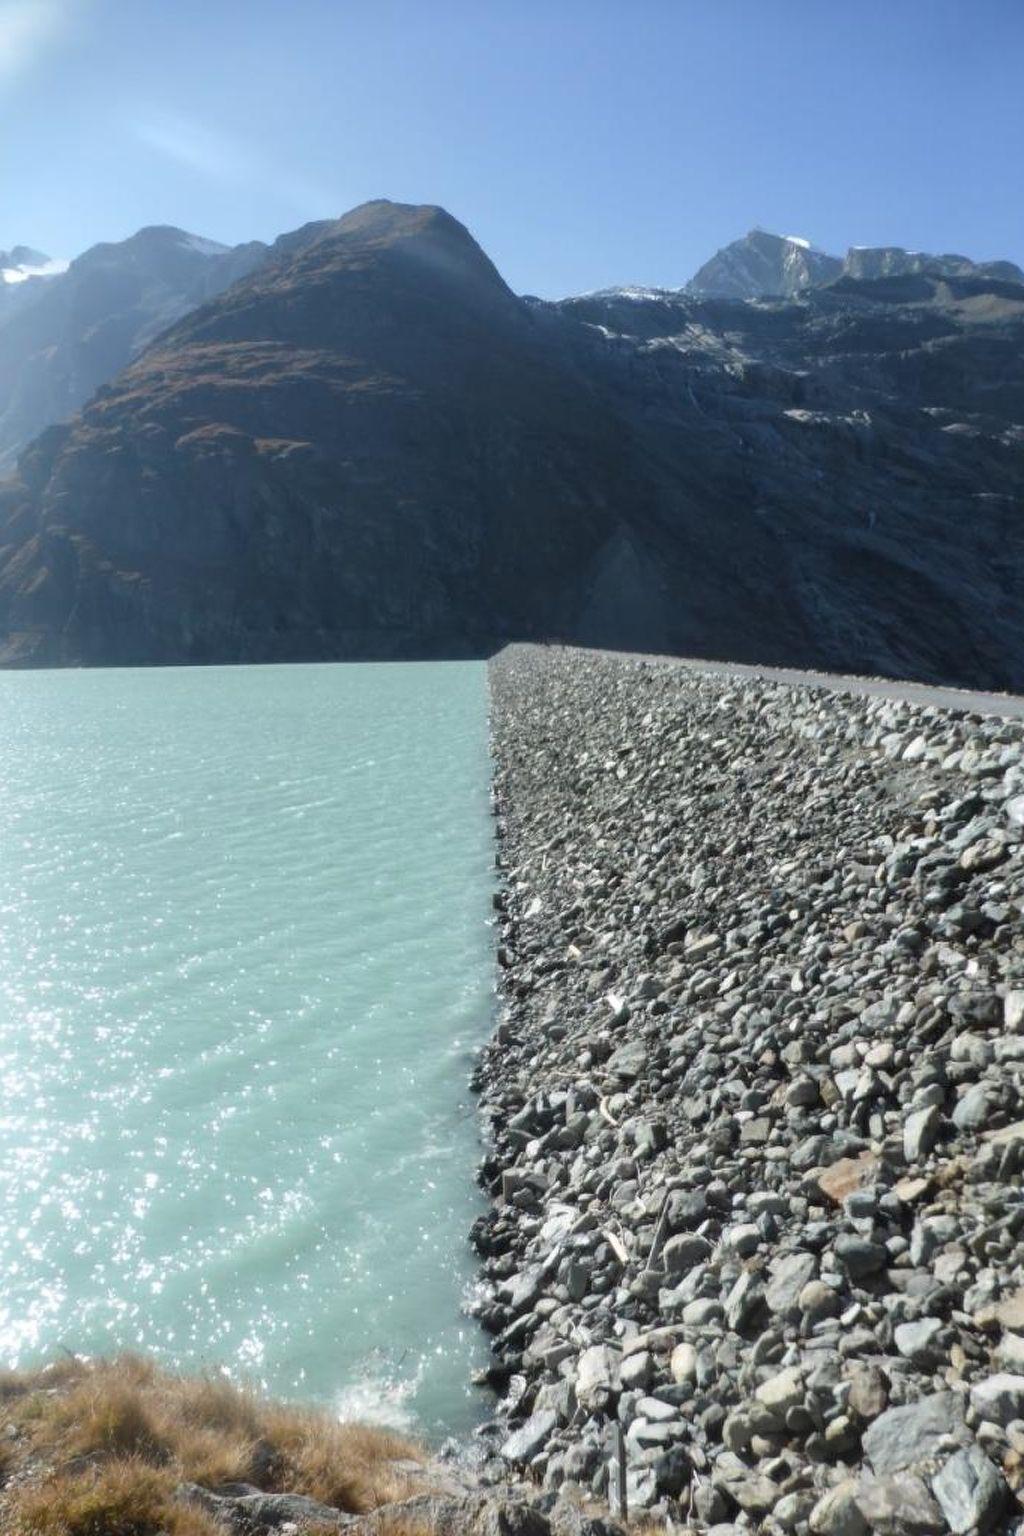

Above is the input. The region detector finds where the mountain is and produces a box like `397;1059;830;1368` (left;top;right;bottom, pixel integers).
686;229;842;298
0;246;68;327
0;202;639;667
0;245;60;279
0;199;1021;689
842;245;1024;284
683;230;1024;300
0;225;267;472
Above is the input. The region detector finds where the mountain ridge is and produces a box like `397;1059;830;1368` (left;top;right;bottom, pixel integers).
0;223;268;472
607;229;1024;304
0;200;1020;687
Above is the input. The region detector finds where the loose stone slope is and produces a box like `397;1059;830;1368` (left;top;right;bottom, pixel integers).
472;645;1024;1533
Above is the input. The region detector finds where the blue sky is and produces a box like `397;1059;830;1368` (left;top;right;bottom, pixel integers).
1;0;1021;297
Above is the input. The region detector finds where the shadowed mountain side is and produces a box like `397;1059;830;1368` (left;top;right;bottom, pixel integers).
0;201;1021;686
0;226;274;473
0;204;642;665
554;275;1024;689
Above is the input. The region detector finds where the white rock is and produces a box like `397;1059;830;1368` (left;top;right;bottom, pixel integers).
755;1364;804;1420
970;1374;1024;1426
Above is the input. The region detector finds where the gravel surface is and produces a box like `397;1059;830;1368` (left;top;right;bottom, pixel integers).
469;644;1024;1535
668;658;1024;723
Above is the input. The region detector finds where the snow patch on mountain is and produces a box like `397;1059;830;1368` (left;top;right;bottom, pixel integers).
579;284;683;303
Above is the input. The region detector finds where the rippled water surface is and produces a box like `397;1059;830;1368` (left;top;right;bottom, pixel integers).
0;662;494;1433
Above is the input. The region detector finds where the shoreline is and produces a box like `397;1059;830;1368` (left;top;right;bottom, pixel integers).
471;643;1024;1531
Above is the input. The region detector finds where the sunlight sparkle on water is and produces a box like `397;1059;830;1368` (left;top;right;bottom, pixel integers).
0;662;494;1434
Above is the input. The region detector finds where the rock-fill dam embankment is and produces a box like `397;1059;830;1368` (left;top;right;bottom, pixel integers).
471;645;1024;1535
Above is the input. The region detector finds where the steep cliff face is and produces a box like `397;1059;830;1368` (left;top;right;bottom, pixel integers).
0;201;1021;687
685;230;842;299
842;245;1024;284
0;226;267;471
556;271;1024;689
683;231;1024;301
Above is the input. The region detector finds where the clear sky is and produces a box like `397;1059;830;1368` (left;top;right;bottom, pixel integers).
1;0;1021;298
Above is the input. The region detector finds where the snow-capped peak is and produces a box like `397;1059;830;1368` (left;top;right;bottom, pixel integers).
784;235;811;249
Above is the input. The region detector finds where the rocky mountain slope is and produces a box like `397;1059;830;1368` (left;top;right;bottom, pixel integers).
686;231;842;299
0;200;1021;686
843;247;1024;287
477;644;1024;1530
0;225;266;471
682;230;1024;301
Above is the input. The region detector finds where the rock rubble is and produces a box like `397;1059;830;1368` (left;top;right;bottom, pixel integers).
471;645;1024;1534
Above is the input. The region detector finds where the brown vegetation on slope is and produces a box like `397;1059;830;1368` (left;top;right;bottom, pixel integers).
0;1354;424;1534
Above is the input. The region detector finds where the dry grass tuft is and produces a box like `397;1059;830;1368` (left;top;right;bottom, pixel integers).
0;1354;427;1532
5;1460;221;1535
40;1379;166;1463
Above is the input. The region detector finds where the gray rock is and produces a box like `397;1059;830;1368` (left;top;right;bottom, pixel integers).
177;1484;352;1529
834;1234;887;1279
634;1394;680;1424
969;1373;1024;1426
766;1250;817;1314
719;1467;779;1516
501;1409;559;1463
904;1104;941;1162
894;1317;943;1364
606;1040;646;1081
787;1075;820;1108
508;1264;545;1314
809;1480;868;1536
855;1473;944;1534
726;1221;760;1258
624;1463;658;1510
661;1232;713;1274
774;1491;816;1531
724;1269;763;1330
754;1365;804;1421
800;1279;841;1321
931;1445;1008;1534
684;1297;724;1327
723;1408;753;1453
619;1350;653;1392
862;1393;964;1475
739;1116;771;1145
666;1190;708;1229
846;1362;888;1421
952;1084;990;1132
692;1484;730;1525
477;1501;554;1536
575;1345;620;1406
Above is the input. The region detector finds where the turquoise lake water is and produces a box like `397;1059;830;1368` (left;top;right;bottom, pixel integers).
0;662;495;1435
